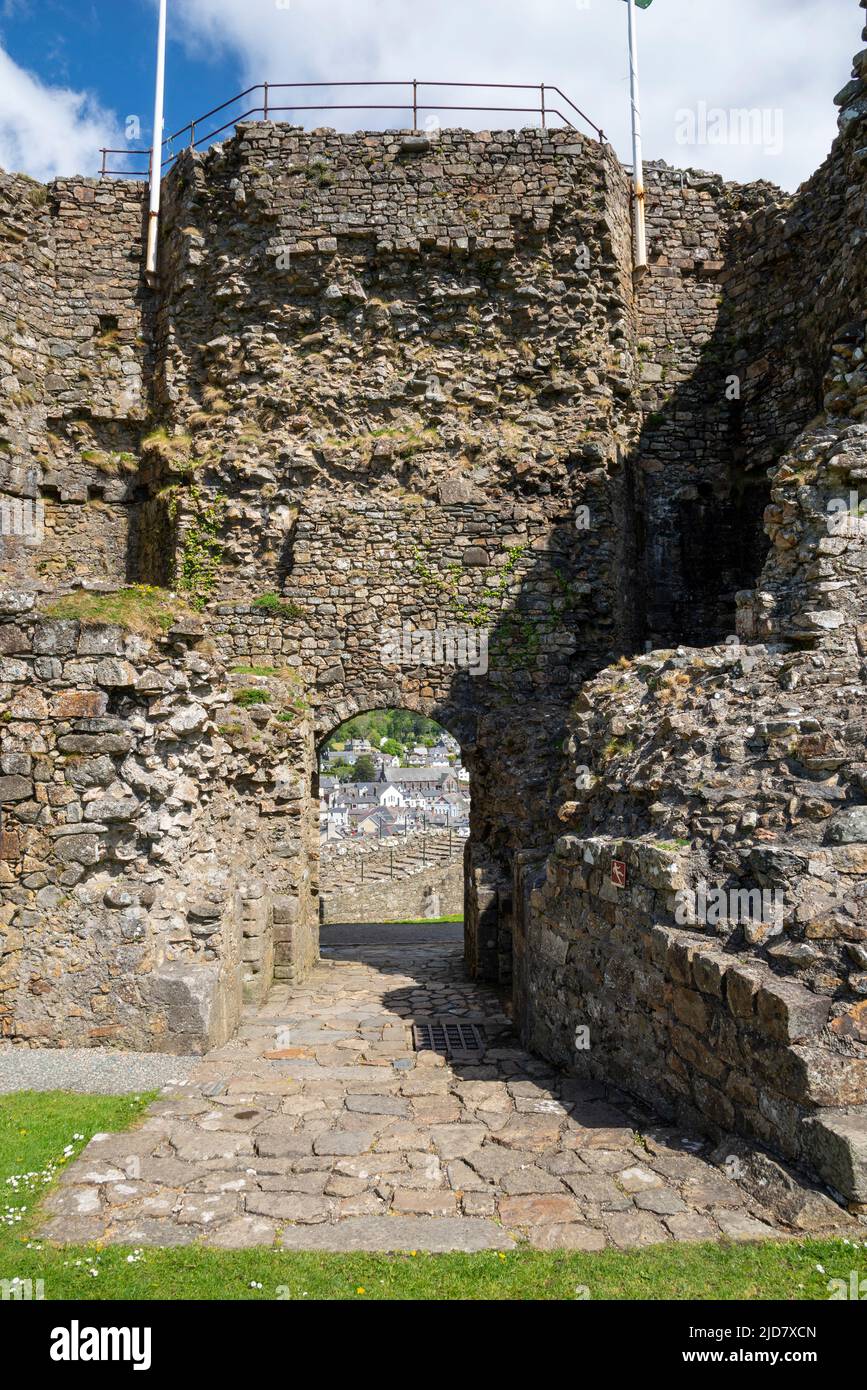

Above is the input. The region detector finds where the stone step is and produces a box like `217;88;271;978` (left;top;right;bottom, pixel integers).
277;1214;516;1252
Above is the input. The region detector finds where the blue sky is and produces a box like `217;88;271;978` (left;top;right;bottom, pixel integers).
0;0;860;188
0;0;239;175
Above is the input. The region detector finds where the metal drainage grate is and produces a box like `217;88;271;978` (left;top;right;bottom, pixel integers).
412;1019;485;1058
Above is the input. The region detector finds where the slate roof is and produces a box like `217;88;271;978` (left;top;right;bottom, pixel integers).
384;765;454;784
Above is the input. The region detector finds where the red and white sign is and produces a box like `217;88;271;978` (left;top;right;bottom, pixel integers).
610;859;627;888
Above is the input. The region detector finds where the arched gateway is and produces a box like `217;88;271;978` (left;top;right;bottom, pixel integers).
3;59;867;1203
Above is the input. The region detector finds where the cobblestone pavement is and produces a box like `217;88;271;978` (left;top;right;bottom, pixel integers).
41;944;859;1252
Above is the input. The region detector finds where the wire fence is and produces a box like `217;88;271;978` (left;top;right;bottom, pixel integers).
99;78;606;177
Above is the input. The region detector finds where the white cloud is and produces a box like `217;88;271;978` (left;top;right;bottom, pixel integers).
0;44;121;182
174;0;860;191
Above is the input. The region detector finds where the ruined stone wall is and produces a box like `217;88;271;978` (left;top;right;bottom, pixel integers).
146;123;641;984
0;592;317;1049
0;121;647;1038
320;828;465;923
519;372;867;1203
0;17;864;1215
319;827;463;881
0;175;149;587
515;28;867;1204
521;168;867;1188
519;833;866;1204
634;166;779;643
634;38;867;648
320;857;463;925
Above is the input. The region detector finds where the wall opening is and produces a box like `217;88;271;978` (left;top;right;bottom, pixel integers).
316;708;470;943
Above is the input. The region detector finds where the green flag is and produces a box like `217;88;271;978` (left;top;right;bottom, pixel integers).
624;1;653;8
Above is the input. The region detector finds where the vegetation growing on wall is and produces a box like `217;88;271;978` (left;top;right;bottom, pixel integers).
252;592;303;618
411;543;528;630
169;484;227;610
42;585;189;637
411;543;586;671
230;687;271;708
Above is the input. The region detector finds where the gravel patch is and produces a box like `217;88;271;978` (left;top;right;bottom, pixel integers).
0;1047;195;1095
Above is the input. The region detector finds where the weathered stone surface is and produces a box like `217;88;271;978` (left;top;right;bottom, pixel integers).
498;1194;580;1227
278;1215;516;1252
312;1131;375;1157
499;1165;567;1196
617;1165;664;1193
633;1188;687;1216
803;1110;867;1204
4;41;867;1220
663;1212;719;1243
344;1094;409;1117
430;1125;488;1159
42;943;854;1253
493;1114;564;1151
391;1188;458;1216
205;1216;279;1247
561;1174;631;1210
176;1193;238;1226
244;1192;333;1223
171;1130;254;1162
604;1210;670;1249
827;808;867;844
0;775;32;802
527;1223;607;1252
713;1211;780;1242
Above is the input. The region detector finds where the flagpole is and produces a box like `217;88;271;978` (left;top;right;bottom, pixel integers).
145;0;168;284
627;0;648;276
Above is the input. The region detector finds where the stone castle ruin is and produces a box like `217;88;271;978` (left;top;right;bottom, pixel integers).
1;4;866;1207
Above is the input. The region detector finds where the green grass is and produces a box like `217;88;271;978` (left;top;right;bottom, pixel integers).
251;593;303;619
231;688;271;707
140;428;193;467
2;1093;864;1301
42;585;191;637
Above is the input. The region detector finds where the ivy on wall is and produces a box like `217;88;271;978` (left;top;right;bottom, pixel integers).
411;543;584;671
167;483;227;610
411;543;528;629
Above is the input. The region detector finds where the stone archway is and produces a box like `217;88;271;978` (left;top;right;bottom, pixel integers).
314;706;469;939
309;691;496;981
208;551;601;994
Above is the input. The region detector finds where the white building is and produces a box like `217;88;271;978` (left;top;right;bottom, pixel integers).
377;783;407;809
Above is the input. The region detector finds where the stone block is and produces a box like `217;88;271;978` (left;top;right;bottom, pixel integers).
780;1044;867;1107
33;619;78;654
802;1108;867;1204
9;688;48;719
149;961;233;1053
52;832;102;865
272;896;299;924
77;625;124;656
50;690;109;719
664;934;697;989
0;775;33;802
754;978;832;1044
827;807;867;844
692;950;726;998
671;986;708;1032
539;927;568;965
725;966;760;1018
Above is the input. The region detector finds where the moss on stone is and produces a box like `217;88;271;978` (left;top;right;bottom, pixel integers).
42;584;190;637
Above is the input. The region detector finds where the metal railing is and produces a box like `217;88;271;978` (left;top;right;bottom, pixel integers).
99;78;606;177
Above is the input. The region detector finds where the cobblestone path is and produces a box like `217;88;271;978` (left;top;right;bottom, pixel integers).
41;942;857;1251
